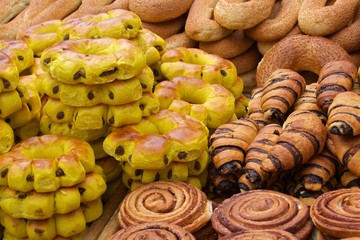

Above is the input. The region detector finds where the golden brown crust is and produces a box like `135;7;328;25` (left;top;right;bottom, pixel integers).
142;14;187;39
256;35;352;87
118;181;213;233
245;87;272;129
310;188;360;239
298;0;358;36
165;32;199;49
229;44;262;75
218;229;298;240
214;0;276;30
185;0;233;42
239;68;257;92
128;0;193;23
199;30;254;59
211;189;313;240
245;0;302;42
0;0;30;24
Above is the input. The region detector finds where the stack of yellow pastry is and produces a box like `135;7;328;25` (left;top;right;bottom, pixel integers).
0;134;107;239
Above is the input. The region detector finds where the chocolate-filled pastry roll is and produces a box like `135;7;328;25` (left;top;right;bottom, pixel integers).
316;60;358;111
261;69;306;123
327;91;360;136
211;189;313;240
218;229;298;240
246;87;272;129
109;222;196;240
118;181;214;233
209;118;259;175
310;188;360;239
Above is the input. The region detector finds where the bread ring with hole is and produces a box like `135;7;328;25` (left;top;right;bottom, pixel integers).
256;35;352;87
329;2;360;53
298;0;358;36
154;76;235;129
0;134;96;193
103;109;209;169
185;0;233;42
229;44;262;75
245;0;302;42
160;47;239;97
214;0;276;30
128;0;193;23
165;32;199;50
40;38;146;85
142;14;187;40
199;30;254;59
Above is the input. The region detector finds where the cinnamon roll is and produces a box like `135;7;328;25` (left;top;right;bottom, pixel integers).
310;188;360;239
211;189;313;240
109;222;196;240
218;229;298;240
118;181;213;233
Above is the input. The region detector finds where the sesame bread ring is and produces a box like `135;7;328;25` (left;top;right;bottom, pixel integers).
0;134;96;193
103;109;209;169
165;32;199;50
245;0;302;42
141;14;187;40
185;0;233;42
229;44;262;75
160;47;238;93
19;20;62;57
298;0;358;36
41;38;146;84
0;0;30;24
256;35;352;87
0;40;33;73
329;2;360;53
214;0;276;30
199;30;255;59
154;76;235;129
128;0;193;23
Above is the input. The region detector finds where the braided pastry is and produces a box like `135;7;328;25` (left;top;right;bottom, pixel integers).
118;181;213;233
242;123;282;190
327;91;360;136
261;110;327;172
41;38;146;84
294;148;339;192
310;188;360;238
316;60;358;111
110;222;196;240
261;69;306;123
154;76;235;129
211;189;313;240
293;83;327;125
209;118;259;175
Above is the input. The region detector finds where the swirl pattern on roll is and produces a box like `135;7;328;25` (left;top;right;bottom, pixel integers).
310;188;360;239
218;229;298;240
118;181;213;233
109;222;196;240
211;189;313;240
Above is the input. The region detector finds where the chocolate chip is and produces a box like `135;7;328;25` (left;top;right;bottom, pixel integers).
115;146;124;155
178;151;188;160
108;116;114;125
3;79;10;89
194;161;201;170
127;178;133;187
155;45;163;52
108;91;114;100
128;155;132;162
52;85;59;94
26;103;32;112
163;155;169;165
43;58;51;66
155;173;160;181
67;123;72;129
78;187;86;194
73;69;86;80
56;112;64;120
220;70;227;76
135;169;142;176
17;55;24;61
139;104;145;110
18;193;27;199
56;168;65;177
26;174;34;182
1;168;8;178
141;83;147;89
167;169;172;179
126;25;133;29
63;34;70;40
34;229;44;235
48;124;52;129
99;67;118;77
87;91;95;100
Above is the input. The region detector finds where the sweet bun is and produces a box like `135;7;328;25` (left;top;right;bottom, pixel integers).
256;35;352;87
0;39;34;73
214;0;276;30
154;76;235;128
298;0;358;36
0;51;19;93
185;0;233;42
128;0;193;23
245;0;302;42
0;119;14;154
